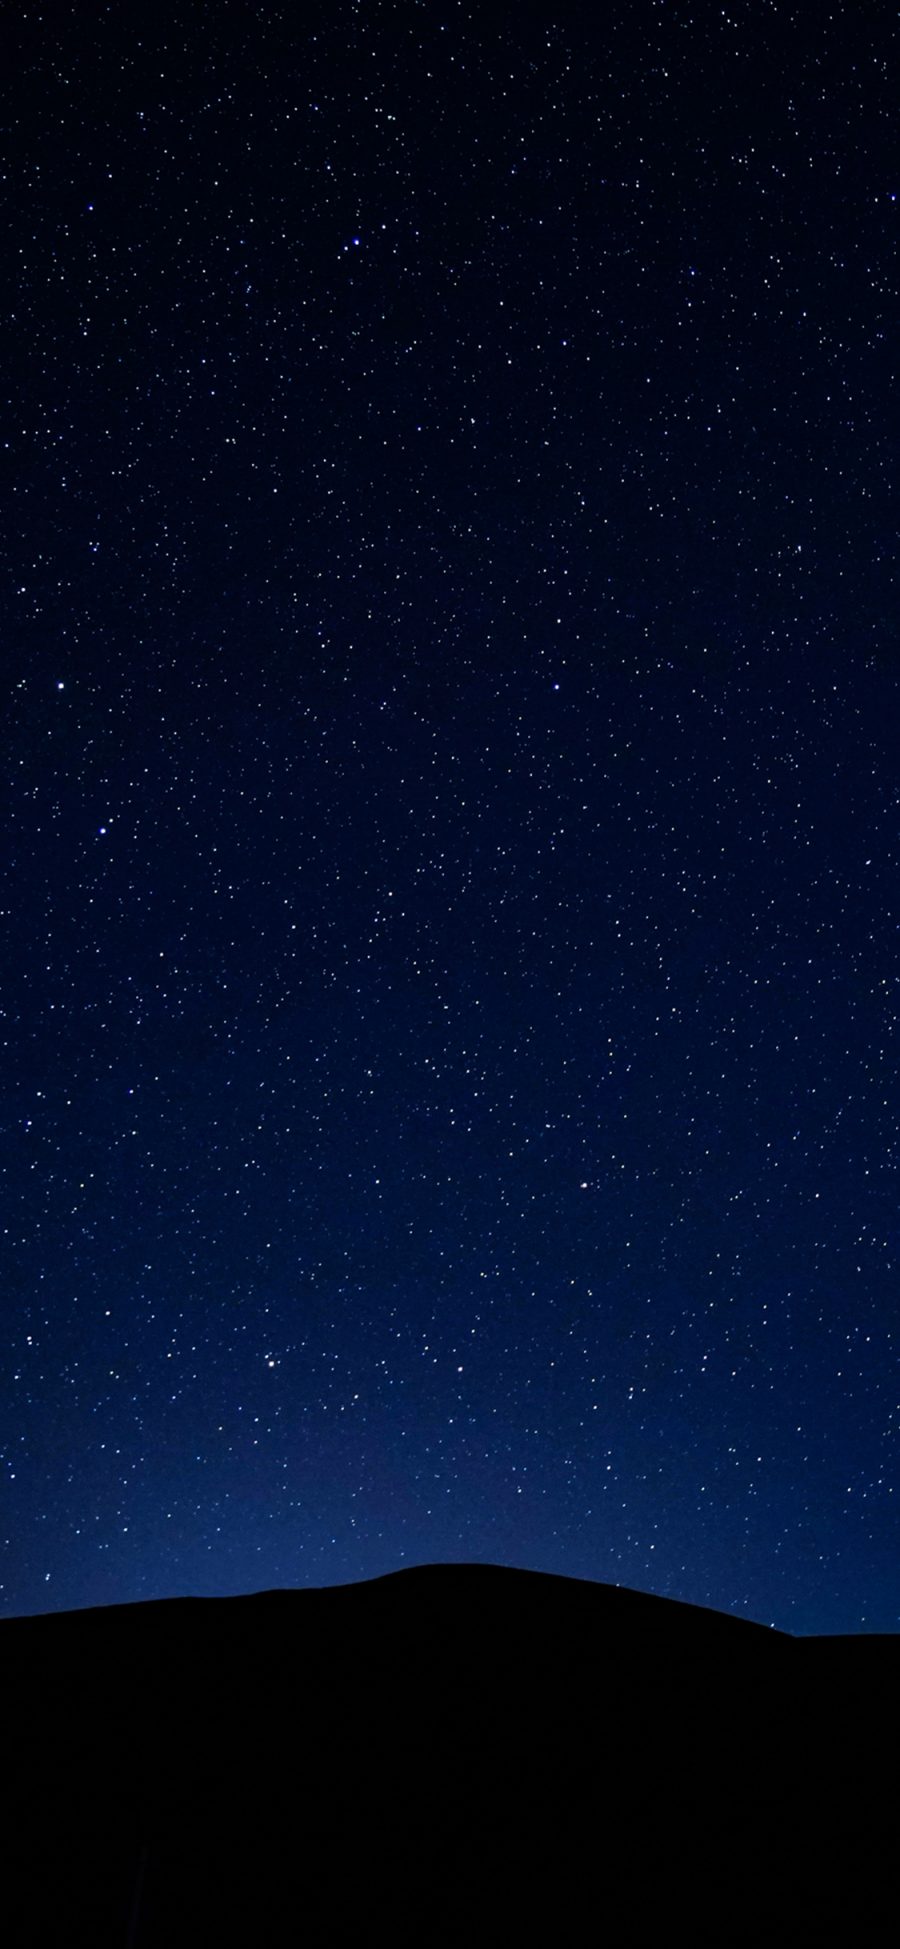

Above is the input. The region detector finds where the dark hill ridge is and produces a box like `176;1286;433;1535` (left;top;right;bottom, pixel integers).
4;1563;896;1944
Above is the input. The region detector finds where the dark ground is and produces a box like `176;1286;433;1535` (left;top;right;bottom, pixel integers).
5;1563;896;1942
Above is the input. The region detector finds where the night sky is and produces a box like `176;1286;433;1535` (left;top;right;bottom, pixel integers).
4;1;897;1633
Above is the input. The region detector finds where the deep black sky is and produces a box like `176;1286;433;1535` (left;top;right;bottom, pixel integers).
3;1;897;1631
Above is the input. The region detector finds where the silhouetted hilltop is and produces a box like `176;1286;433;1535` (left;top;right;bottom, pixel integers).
4;1563;895;1944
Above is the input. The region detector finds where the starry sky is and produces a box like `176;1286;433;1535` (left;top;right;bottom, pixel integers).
3;1;897;1633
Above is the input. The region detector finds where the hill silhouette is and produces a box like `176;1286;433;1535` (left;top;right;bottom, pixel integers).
4;1562;895;1943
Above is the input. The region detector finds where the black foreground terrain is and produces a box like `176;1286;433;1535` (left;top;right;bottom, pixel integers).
5;1562;896;1943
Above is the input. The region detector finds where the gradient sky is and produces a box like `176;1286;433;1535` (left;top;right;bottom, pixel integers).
3;1;897;1631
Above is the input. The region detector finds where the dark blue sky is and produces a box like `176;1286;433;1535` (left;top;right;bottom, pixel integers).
3;0;897;1631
